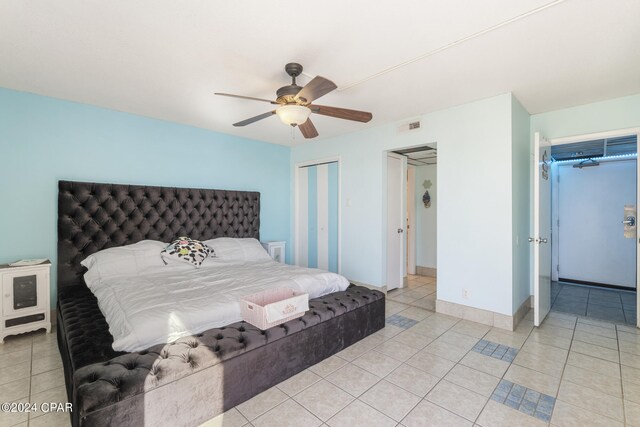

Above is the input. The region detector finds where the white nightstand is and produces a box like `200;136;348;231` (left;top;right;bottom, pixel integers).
261;241;286;264
0;260;51;343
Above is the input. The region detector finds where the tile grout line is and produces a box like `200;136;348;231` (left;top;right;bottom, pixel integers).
553;315;577;424
282;318;434;425
468;326;498;425
616;324;628;427
378;311;477;424
391;316;464;424
27;337;33;427
399;316;479;424
554;317;628;425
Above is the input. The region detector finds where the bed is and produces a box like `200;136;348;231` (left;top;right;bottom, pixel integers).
56;180;385;427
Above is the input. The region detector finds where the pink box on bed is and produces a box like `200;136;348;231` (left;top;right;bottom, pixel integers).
240;288;309;330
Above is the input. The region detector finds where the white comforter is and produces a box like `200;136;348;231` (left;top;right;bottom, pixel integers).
85;259;350;352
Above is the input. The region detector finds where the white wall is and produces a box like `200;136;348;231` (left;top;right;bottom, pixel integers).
511;96;531;311
291;93;515;315
556;160;637;288
531;94;640;141
415;165;437;269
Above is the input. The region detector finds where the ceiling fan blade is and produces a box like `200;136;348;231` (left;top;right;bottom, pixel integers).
215;93;279;105
310;105;372;123
294;76;337;103
299;118;319;139
233;111;276;127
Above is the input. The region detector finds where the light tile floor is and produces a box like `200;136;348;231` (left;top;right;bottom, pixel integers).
3;273;640;426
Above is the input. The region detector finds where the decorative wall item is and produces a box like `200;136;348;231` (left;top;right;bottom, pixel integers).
542;150;550;180
422;179;432;208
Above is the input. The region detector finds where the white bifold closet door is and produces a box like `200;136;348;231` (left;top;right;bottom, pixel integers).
296;162;339;272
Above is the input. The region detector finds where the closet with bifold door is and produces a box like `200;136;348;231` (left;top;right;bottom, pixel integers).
295;161;339;273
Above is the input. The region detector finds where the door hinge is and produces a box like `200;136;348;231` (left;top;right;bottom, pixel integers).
557;264;560;272
557;219;560;227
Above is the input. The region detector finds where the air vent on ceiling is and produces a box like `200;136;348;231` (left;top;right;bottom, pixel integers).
409;121;421;130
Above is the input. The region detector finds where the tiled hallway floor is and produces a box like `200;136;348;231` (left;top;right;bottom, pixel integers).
3;275;640;426
386;274;437;311
551;281;637;325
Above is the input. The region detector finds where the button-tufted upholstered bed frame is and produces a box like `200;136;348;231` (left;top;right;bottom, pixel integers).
56;180;385;427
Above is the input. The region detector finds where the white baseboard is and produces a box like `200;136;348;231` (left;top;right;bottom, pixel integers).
416;266;437;277
436;298;531;331
349;280;387;295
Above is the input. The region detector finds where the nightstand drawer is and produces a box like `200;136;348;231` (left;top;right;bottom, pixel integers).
6;312;46;328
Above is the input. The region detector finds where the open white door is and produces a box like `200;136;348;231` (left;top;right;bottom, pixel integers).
387;153;405;290
637;132;640;328
533;132;552;327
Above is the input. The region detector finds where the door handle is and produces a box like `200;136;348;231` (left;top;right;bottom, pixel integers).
397;228;404;234
622;216;636;226
539;238;548;244
528;237;535;243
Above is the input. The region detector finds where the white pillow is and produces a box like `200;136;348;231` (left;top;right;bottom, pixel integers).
203;238;272;263
81;240;167;285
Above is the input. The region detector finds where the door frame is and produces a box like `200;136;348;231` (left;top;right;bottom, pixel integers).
407;165;417;275
385;152;407;290
294;156;342;273
547;127;640;327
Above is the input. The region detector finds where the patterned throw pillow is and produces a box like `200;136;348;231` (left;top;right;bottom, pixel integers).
161;237;213;268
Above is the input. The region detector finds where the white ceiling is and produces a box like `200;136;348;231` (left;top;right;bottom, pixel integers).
1;0;639;146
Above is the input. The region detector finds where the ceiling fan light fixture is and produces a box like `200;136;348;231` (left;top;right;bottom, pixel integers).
276;105;311;126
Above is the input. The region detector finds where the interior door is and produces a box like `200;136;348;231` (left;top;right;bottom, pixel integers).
637;132;640;328
533;132;552;327
387;154;404;290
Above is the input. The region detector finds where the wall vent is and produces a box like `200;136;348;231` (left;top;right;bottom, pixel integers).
397;119;422;134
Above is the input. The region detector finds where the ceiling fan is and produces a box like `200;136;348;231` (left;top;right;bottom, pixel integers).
215;63;372;139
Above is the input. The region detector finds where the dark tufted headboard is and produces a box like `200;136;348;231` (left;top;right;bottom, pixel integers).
57;180;260;290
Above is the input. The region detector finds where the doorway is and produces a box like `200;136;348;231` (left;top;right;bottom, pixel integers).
533;130;640;327
386;145;438;310
294;158;340;273
550;135;637;324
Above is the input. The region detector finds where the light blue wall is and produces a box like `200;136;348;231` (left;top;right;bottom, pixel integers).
531;94;640;141
0;88;292;307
